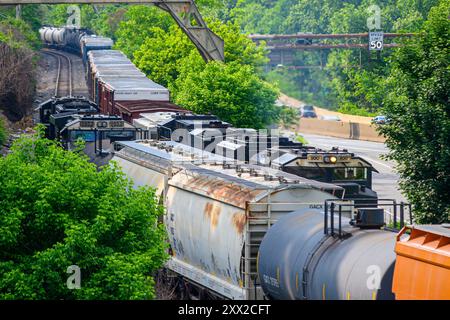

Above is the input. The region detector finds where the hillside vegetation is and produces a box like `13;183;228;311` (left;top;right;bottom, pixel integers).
0;16;39;121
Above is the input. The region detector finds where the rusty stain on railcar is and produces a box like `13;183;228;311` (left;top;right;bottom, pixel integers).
204;202;221;229
232;212;247;234
186;175;266;208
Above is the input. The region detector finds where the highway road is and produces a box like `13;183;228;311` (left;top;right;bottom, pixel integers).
299;133;407;204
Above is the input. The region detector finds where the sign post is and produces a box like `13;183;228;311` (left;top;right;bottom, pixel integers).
369;31;384;51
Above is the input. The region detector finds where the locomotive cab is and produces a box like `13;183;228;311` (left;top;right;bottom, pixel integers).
270;148;378;206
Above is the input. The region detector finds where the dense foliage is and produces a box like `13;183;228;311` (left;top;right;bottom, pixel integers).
0;117;6;147
0;128;168;299
0;16;39;121
120;8;278;128
379;1;449;223
225;0;441;115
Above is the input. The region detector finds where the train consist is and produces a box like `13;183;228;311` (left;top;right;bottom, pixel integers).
132;113;378;205
113;139;449;300
39;26;188;124
112;140;344;299
38;26;450;300
38;26;378;206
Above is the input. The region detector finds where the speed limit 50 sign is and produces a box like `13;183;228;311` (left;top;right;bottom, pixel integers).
369;31;384;51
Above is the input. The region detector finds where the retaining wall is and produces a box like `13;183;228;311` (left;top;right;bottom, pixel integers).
295;118;386;143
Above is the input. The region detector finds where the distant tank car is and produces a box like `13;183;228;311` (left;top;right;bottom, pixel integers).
39;26;66;46
39;26;110;59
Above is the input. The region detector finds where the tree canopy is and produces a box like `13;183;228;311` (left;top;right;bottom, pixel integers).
0;118;6;147
224;0;442;115
0;128;168;299
126;16;277;128
174;60;279;128
379;0;450;223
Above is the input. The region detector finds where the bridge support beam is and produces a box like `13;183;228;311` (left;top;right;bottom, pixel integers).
155;1;224;62
15;4;21;18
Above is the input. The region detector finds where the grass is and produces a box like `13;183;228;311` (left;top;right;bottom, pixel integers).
0;117;7;147
295;134;308;145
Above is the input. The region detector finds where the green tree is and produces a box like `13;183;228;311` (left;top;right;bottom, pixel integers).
174;60;279;128
379;0;450;223
278;106;299;129
133;24;195;88
114;5;173;58
132;19;268;87
130;17;275;128
0;128;168;299
0;118;6;147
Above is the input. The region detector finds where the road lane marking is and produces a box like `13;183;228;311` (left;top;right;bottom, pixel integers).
360;156;394;170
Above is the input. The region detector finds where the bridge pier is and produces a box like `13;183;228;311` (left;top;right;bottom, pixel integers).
15;4;21;18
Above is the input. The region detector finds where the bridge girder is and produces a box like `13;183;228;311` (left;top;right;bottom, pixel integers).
0;0;225;62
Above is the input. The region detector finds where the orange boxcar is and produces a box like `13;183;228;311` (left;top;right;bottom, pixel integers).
393;225;450;300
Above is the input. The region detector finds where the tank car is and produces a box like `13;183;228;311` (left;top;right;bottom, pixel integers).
63;27;91;54
39;27;66;47
258;206;398;300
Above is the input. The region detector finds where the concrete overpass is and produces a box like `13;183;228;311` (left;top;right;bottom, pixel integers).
0;0;224;62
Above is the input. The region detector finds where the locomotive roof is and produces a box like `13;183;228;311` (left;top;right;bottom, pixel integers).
136;112;183;125
270;148;376;170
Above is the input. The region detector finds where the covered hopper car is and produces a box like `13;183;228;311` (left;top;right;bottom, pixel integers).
112;140;343;299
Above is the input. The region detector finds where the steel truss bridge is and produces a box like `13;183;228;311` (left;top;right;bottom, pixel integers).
249;32;416;68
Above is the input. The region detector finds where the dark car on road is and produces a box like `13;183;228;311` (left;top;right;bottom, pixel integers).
302;105;315;112
301;110;317;118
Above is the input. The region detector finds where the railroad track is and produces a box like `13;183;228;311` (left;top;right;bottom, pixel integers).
42;49;73;97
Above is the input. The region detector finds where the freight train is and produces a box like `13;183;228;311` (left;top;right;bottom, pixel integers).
39;26;450;300
39;26;187;123
132;113;378;205
38;26;379;205
112;139;449;300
